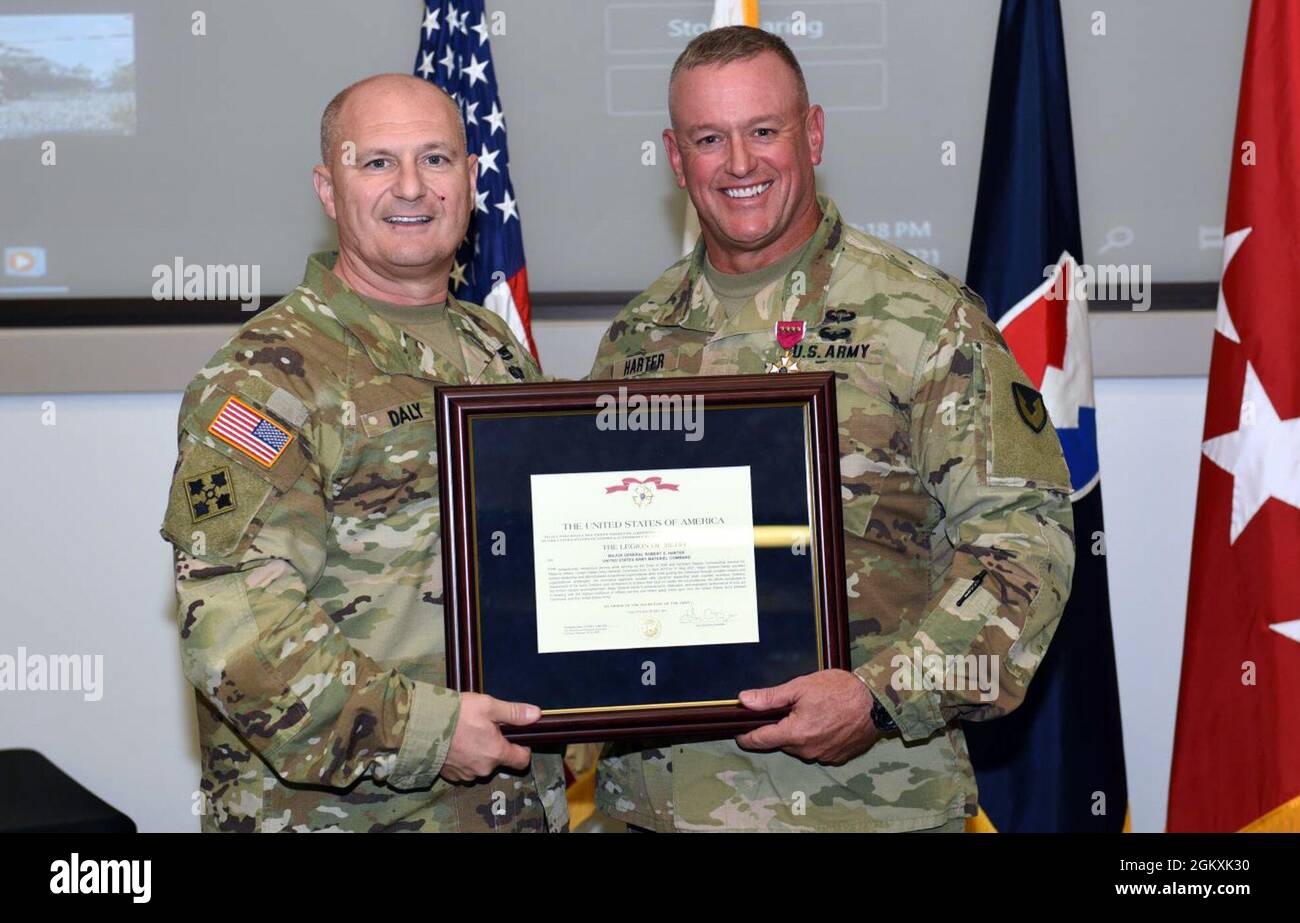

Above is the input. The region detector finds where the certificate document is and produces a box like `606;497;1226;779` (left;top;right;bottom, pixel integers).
530;465;760;653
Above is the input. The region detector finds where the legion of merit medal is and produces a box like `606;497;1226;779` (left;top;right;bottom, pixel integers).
768;319;807;373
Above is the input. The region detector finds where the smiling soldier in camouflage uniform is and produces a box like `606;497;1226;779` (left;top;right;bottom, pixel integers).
160;74;566;832
588;28;1075;832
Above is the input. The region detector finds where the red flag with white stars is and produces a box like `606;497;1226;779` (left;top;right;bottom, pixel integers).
1167;0;1300;832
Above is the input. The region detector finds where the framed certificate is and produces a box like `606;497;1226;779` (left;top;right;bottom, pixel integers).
435;373;849;743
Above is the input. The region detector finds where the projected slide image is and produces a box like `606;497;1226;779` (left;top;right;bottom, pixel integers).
0;14;136;139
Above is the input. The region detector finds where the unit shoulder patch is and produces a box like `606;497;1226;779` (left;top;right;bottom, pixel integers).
162;441;277;561
186;466;237;523
1011;381;1048;433
980;343;1070;489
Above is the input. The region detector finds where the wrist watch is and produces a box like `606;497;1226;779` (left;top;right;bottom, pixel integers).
870;695;899;733
852;670;898;733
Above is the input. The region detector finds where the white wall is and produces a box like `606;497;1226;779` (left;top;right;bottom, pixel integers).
0;321;1208;831
1092;376;1207;833
0;390;198;832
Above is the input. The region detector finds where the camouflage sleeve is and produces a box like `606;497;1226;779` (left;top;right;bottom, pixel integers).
854;298;1076;741
161;363;459;791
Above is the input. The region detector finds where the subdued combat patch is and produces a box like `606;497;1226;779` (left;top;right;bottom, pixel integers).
1011;381;1047;432
186;466;237;523
981;344;1070;488
163;441;275;559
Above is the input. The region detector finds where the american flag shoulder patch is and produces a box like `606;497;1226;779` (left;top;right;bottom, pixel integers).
207;395;295;468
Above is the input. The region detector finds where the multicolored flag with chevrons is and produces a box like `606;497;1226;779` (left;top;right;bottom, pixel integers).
961;0;1129;833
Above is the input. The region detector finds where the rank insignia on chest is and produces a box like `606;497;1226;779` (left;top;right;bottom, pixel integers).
768;320;806;373
187;466;236;523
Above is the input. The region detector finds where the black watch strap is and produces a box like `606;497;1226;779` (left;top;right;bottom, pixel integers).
870;695;898;733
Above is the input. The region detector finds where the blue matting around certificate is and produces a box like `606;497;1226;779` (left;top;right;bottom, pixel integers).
467;403;823;711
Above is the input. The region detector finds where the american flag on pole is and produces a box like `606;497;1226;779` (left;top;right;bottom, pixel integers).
414;0;536;357
207;396;295;468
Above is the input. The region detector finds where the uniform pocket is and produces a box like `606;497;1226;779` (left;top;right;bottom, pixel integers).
841;489;878;538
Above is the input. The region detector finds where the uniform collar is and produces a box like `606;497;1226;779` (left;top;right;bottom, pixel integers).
650;194;846;336
301;251;505;383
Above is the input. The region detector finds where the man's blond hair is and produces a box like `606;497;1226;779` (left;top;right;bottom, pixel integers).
669;25;809;114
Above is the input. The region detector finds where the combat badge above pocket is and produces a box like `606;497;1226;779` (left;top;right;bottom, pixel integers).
979;344;1071;491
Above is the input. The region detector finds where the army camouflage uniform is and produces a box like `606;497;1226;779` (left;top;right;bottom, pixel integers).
161;252;568;832
589;197;1075;832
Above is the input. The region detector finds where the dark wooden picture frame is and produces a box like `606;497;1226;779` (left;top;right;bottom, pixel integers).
435;373;849;743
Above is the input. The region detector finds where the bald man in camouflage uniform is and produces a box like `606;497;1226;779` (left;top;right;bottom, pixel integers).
588;28;1074;832
160;75;566;832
